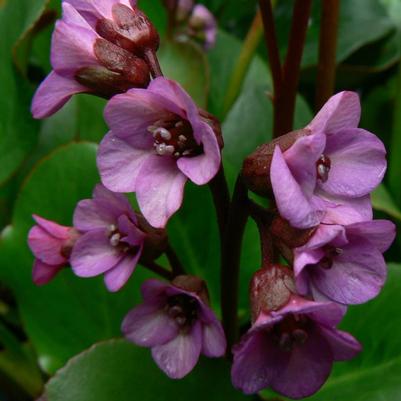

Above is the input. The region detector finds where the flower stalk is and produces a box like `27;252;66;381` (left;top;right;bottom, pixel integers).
220;175;249;352
315;0;340;110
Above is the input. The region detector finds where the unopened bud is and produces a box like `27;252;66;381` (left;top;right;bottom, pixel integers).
76;39;150;97
96;4;159;56
250;265;296;322
242;129;310;197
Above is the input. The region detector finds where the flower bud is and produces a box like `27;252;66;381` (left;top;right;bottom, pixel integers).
96;4;159;56
250;265;296;321
242;129;310;197
75;38;150;97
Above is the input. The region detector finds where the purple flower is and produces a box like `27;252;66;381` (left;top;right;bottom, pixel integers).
28;215;79;285
97;77;221;228
122;277;226;379
270;92;386;229
187;5;217;50
294;220;395;305
31;1;150;119
70;184;146;292
231;295;361;398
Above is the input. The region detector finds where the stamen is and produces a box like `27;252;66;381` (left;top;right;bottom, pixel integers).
316;154;331;183
279;332;292;352
110;233;121;247
292;329;308;345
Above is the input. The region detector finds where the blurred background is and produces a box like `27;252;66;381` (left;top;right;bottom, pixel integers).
0;0;400;400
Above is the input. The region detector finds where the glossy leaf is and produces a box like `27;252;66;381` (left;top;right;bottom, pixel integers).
158;40;210;108
44;339;248;401
0;143;151;374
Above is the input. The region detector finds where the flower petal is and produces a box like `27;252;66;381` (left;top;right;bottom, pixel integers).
320;128;387;197
28;225;67;265
201;320;226;357
284;133;326;196
312;242;387;305
271;325;333;399
151;321;202;379
231;330;280;394
32;215;71;239
346;219;396;252
70;230;122;277
271;146;322;229
135;155;187;228
51;15;98;74
307;91;361;134
122;303;178;347
117;215;145;246
319;327;361;361
97;132;154;193
140;279;171;302
148;78;198;123
73;184;135;231
104;89;183;146
103;247;142;292
321;194;373;225
31;71;88;119
177;122;220;185
32;260;64;286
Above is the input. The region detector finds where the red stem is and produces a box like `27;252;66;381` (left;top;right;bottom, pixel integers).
315;0;340;110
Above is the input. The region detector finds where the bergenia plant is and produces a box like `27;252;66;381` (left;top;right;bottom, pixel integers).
6;0;396;400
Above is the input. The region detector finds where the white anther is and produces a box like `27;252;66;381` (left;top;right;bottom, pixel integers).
155;127;172;141
156;143;167;155
182;150;191;156
335;248;343;255
178;135;187;143
110;233;121;247
109;224;117;233
165;145;175;155
175;121;184;128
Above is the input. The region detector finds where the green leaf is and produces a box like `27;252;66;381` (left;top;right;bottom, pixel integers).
158;40;210;108
275;0;394;68
44;339;248;401
261;264;401;401
372;184;401;221
0;143;151;374
0;0;49;184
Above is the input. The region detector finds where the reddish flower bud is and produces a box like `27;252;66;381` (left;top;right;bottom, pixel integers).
242;129;310;197
250;265;296;321
96;4;159;56
75;38;150;97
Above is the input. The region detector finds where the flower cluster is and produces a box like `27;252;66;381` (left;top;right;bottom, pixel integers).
163;0;217;49
237;92;395;397
28;1;396;399
29;0;225;381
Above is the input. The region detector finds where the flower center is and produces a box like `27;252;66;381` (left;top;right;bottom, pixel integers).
166;294;199;328
272;314;309;352
107;223;138;254
318;246;343;270
316;154;331;183
148;118;201;158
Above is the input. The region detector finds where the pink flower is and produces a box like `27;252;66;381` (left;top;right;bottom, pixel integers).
270;92;386;229
294;220;396;305
231;295;361;398
187;5;217;50
122;277;226;378
97;77;221;228
28;215;79;285
70;184;146;292
31;1;150;119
